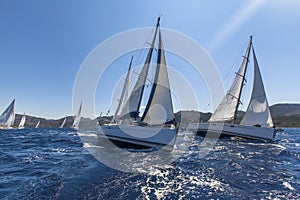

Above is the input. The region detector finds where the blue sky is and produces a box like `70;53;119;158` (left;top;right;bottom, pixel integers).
0;0;299;119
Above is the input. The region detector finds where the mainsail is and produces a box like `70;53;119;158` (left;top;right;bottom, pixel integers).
240;48;274;127
60;116;67;128
18;113;26;129
72;102;82;129
118;17;175;125
0;99;15;128
209;36;252;123
119;18;160;119
141;29;175;125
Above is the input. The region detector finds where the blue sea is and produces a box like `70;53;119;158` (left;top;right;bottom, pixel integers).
1;128;299;199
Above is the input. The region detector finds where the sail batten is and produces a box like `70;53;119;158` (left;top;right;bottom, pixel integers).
209;36;252;123
240;48;274;127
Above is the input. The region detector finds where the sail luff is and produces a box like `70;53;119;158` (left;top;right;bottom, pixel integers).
120;17;160;119
141;28;175;125
240;47;274;127
209;36;252;123
114;56;133;121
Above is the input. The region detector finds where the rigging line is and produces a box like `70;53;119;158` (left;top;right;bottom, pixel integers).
133;28;156;68
209;42;249;106
235;72;247;83
224;41;249;88
131;71;153;83
228;93;243;105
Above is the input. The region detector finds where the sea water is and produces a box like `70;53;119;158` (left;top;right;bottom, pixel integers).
0;128;299;199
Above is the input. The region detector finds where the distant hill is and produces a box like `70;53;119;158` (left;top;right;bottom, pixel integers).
13;114;98;128
12;103;300;128
175;103;300;128
270;104;300;117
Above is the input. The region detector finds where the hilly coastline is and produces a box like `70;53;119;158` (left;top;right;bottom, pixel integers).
13;103;300;128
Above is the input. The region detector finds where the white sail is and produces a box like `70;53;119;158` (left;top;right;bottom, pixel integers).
0;99;15;128
119;19;160;119
240;48;274;127
72;102;82;129
60;116;67;128
114;56;133;121
209;37;252;123
141;29;175;125
18;113;26;129
35;120;40;128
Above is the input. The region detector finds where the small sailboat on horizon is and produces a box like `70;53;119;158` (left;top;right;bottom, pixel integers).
59;116;67;128
99;17;178;150
71;102;82;129
35;120;40;128
18;113;26;129
189;36;276;142
0;99;15;129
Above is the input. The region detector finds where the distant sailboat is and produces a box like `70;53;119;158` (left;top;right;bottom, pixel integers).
189;36;276;141
18;113;26;129
35;120;40;128
0;99;15;129
100;17;178;150
59;116;67;128
72;102;82;129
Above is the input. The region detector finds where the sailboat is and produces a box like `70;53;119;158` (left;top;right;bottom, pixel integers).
35;120;40;128
72;102;82;129
18;113;26;129
188;36;276;142
59;116;67;128
100;17;178;150
0;99;15;129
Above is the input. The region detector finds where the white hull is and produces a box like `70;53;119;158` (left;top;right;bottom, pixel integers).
0;126;14;130
188;122;276;142
99;124;178;150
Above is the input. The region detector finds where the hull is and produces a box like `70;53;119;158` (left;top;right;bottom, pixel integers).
0;126;14;130
99;124;178;150
188;122;276;142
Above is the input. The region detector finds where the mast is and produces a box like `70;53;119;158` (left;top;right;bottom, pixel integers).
233;35;252;123
120;17;160;120
209;36;252;123
141;21;175;124
114;56;133;121
134;17;160;118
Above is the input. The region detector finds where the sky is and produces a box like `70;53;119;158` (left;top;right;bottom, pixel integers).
0;0;299;119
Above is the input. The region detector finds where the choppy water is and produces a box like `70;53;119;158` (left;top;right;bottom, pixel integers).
0;128;299;199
